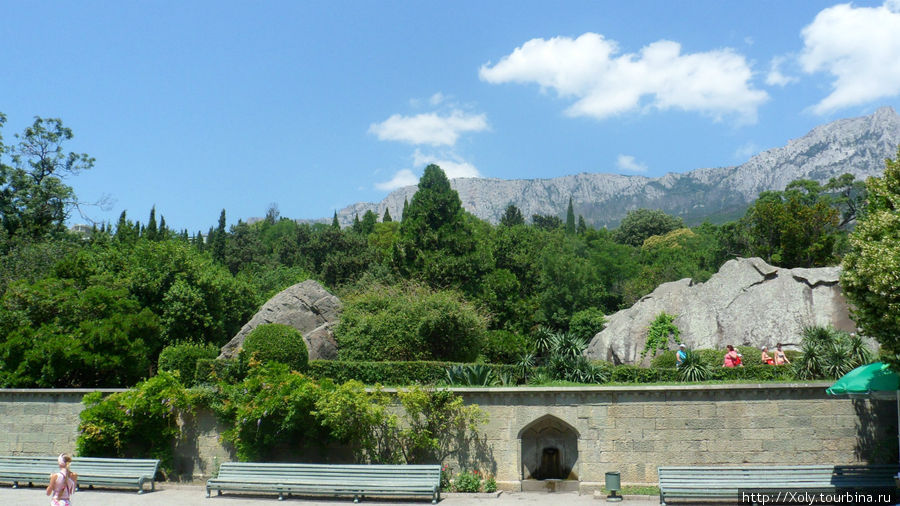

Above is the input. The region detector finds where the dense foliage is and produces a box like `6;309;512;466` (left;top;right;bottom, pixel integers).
0;113;882;387
841;147;900;370
335;284;487;362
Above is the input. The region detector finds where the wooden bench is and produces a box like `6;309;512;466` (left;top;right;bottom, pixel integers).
206;462;442;503
0;455;159;493
658;465;899;505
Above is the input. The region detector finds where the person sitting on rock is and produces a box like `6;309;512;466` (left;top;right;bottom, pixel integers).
761;346;775;365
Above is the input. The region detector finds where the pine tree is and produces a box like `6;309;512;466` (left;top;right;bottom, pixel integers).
158;216;168;239
402;198;409;222
566;197;576;235
352;213;361;233
383;208;392;222
331;211;340;229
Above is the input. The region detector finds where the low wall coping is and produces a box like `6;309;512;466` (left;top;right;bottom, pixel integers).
0;389;129;394
380;382;834;394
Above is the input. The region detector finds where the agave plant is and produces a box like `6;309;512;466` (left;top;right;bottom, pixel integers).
532;326;555;356
515;351;536;379
551;332;588;360
444;365;495;386
678;349;712;382
822;340;853;379
846;334;874;368
793;339;824;380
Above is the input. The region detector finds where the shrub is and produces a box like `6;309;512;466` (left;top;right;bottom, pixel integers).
76;371;189;472
241;323;308;372
642;313;680;359
481;330;529;364
217;362;323;461
158;342;220;386
484;476;497;493
335;284;487;362
453;470;482;492
194;357;247;385
568;308;606;341
651;350;677;369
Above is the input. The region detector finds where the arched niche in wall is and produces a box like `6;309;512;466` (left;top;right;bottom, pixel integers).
518;414;579;481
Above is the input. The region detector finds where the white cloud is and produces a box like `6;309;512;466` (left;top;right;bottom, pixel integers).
765;56;798;87
734;142;760;160
429;92;447;106
479;32;768;123
799;1;900;114
413;150;481;179
616;154;647;173
375;169;419;191
368;109;488;146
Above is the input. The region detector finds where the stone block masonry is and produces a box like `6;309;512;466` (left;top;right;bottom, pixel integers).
0;383;894;492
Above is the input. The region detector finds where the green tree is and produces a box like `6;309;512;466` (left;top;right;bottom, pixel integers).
382;208;392;222
500;204;524;227
742;187;839;267
0;116;96;238
531;214;563;231
396;165;489;293
360;210;378;235
577;215;587;235
212;209;227;263
841;147;900;370
331;211;340;229
613;209;684;247
565;197;576;235
145;206;158;241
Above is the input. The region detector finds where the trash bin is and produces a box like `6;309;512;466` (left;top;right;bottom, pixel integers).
605;471;622;502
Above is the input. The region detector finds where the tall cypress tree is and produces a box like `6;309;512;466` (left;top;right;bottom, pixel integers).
212;209;227;263
146;206;158;240
331;211;340;229
577;215;587;235
402;198;409;222
383;208;392;222
566;197;576;235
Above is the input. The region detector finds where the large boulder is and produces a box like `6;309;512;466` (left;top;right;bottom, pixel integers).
585;257;855;365
219;280;342;361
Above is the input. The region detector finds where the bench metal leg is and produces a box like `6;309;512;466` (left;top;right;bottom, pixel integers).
206;487;211;498
353;495;360;503
278;491;284;501
12;482;17;489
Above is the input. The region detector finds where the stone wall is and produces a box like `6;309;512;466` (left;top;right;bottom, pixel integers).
0;389;125;456
0;384;895;492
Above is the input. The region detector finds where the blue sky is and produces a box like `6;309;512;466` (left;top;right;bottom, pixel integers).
3;0;900;232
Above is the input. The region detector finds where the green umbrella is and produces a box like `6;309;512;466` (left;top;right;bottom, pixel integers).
826;362;900;400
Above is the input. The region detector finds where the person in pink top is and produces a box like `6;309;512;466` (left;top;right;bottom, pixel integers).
723;345;741;367
46;453;77;506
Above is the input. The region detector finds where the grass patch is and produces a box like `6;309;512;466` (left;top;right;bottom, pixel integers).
600;485;660;496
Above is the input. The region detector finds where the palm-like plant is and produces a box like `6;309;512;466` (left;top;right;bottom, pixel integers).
677;349;712;382
444;365;495;386
822;340;853;379
551;332;588;360
794;339;824;380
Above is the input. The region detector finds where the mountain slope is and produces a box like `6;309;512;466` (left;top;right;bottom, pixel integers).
332;107;900;227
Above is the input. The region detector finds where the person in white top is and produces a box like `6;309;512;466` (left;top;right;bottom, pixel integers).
46;453;77;506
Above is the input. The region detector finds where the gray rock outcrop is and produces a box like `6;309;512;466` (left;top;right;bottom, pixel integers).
219;279;342;361
317;107;900;228
584;257;855;365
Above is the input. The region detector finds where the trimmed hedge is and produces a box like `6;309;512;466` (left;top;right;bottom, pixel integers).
307;360;519;386
157;342;220;386
241;323;309;372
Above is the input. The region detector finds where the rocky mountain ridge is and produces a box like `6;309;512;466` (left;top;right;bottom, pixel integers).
327;107;900;228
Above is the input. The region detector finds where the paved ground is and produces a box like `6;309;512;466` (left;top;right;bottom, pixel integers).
0;484;660;506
